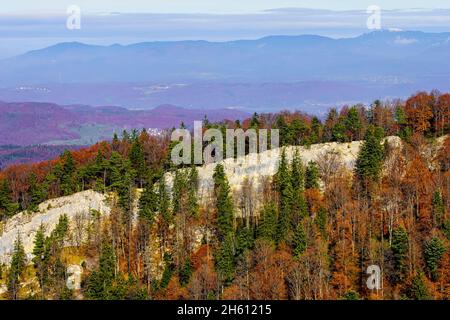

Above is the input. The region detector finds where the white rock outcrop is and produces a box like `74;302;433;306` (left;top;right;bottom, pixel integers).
0;190;110;265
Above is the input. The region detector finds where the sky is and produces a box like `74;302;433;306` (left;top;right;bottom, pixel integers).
2;0;450;14
0;1;449;59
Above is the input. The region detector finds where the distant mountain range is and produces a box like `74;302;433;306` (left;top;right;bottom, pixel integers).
0;101;248;146
0;30;448;111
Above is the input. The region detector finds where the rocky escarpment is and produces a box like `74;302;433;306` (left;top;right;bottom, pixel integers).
1;136;407;265
0;190;111;265
165;136;403;217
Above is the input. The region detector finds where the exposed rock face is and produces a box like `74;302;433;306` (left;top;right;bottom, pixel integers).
0;190;111;265
0;137;406;265
166;136;402;217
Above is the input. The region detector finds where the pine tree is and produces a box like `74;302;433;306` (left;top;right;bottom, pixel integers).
60;150;76;196
291;149;304;193
28;173;47;212
112;133;120;151
423;236;446;280
407;273;431;300
129;135;147;187
392;227;409;282
179;259;193;287
187;166;199;217
0;179;19;219
345;106;362;141
355;125;384;185
172;170;187;215
213;164;234;240
138;174;158;224
86;242;117;299
432;190;445;227
257;202;278;243
216;233;235;283
235;225;254;256
443;220;450;241
277;149;293;243
32;224;48;295
8;234;26;300
310;116;322;144
292;223;307;258
305;161;319;189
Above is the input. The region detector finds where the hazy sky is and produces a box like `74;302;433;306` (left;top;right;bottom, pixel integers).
0;2;449;59
2;0;450;14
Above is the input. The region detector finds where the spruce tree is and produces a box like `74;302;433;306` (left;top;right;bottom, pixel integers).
172;170;187;215
8;234;26;300
138;174;158;224
216;233;235;283
292;223;307;258
408;273;431;300
257;202;278;243
277;149;293;243
392;227;409;282
213;164;234;240
443;220;450;241
187;166;199;217
432;191;445;226
305;161;319;189
423;236;446;280
291;149;305;193
28;173;47;212
0;179;18;219
32;224;48;295
355;125;384;185
129;135;147;187
345;106;362;140
60;150;76;196
86;242;116;299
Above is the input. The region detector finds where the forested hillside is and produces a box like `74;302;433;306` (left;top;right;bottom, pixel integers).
0;91;449;300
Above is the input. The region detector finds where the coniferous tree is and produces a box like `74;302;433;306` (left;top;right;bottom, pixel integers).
355;125;384;186
86;242;117;299
277;149;293;243
257;202;278;243
0;179;19;219
432;191;445;227
305;161;319;189
138;174;158;224
292;223;307;258
291;149;304;193
213;164;234;240
60;150;76;196
129;135;147;188
443;220;450;241
407;273;431;300
392;227;409;282
216;233;235;284
187;166;199;217
345;106;362;141
32;224;48;295
172;170;187;215
28;173;47;212
423;236;446;280
8;234;26;300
